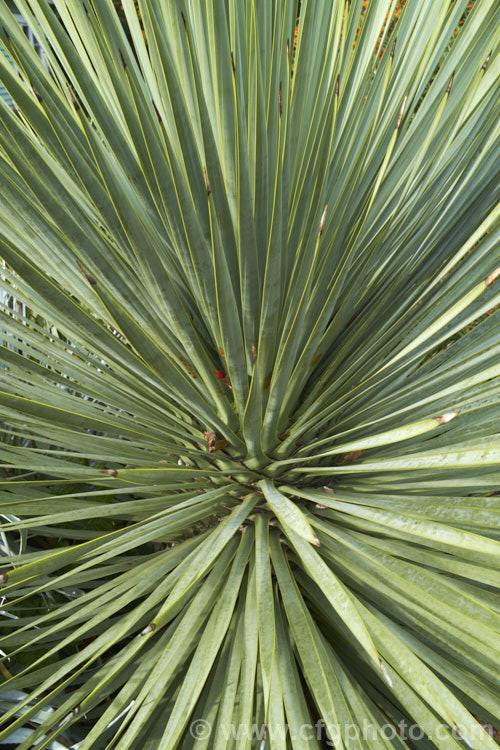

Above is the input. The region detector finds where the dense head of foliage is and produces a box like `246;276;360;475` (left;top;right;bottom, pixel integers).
0;0;499;747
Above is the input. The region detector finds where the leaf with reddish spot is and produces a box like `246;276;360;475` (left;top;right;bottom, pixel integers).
339;449;365;464
76;261;97;286
215;370;232;387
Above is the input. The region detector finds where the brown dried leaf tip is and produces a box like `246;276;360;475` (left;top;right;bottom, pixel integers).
180;356;198;379
0;572;8;584
32;86;43;103
100;468;118;476
204;431;228;453
485;267;500;287
76;260;97;286
204;431;216;452
67;85;80;111
213;439;229;453
252;343;257;362
203;165;211;197
435;411;459;425
482;51;492;73
140;622;156;636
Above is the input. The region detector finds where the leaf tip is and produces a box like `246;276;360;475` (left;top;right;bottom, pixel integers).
396;94;408;130
32;86;43;104
319;205;328;236
379;660;393;688
76;260;97;286
482;51;492;73
485;267;500;287
67;85;80;111
446;70;455;95
59;704;81;728
153;101;162;124
435;411;459;425
203;165;211;197
100;468;118;477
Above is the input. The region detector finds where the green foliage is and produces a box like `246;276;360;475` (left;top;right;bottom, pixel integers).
0;0;499;747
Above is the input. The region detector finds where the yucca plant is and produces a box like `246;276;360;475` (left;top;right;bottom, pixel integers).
0;0;499;747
